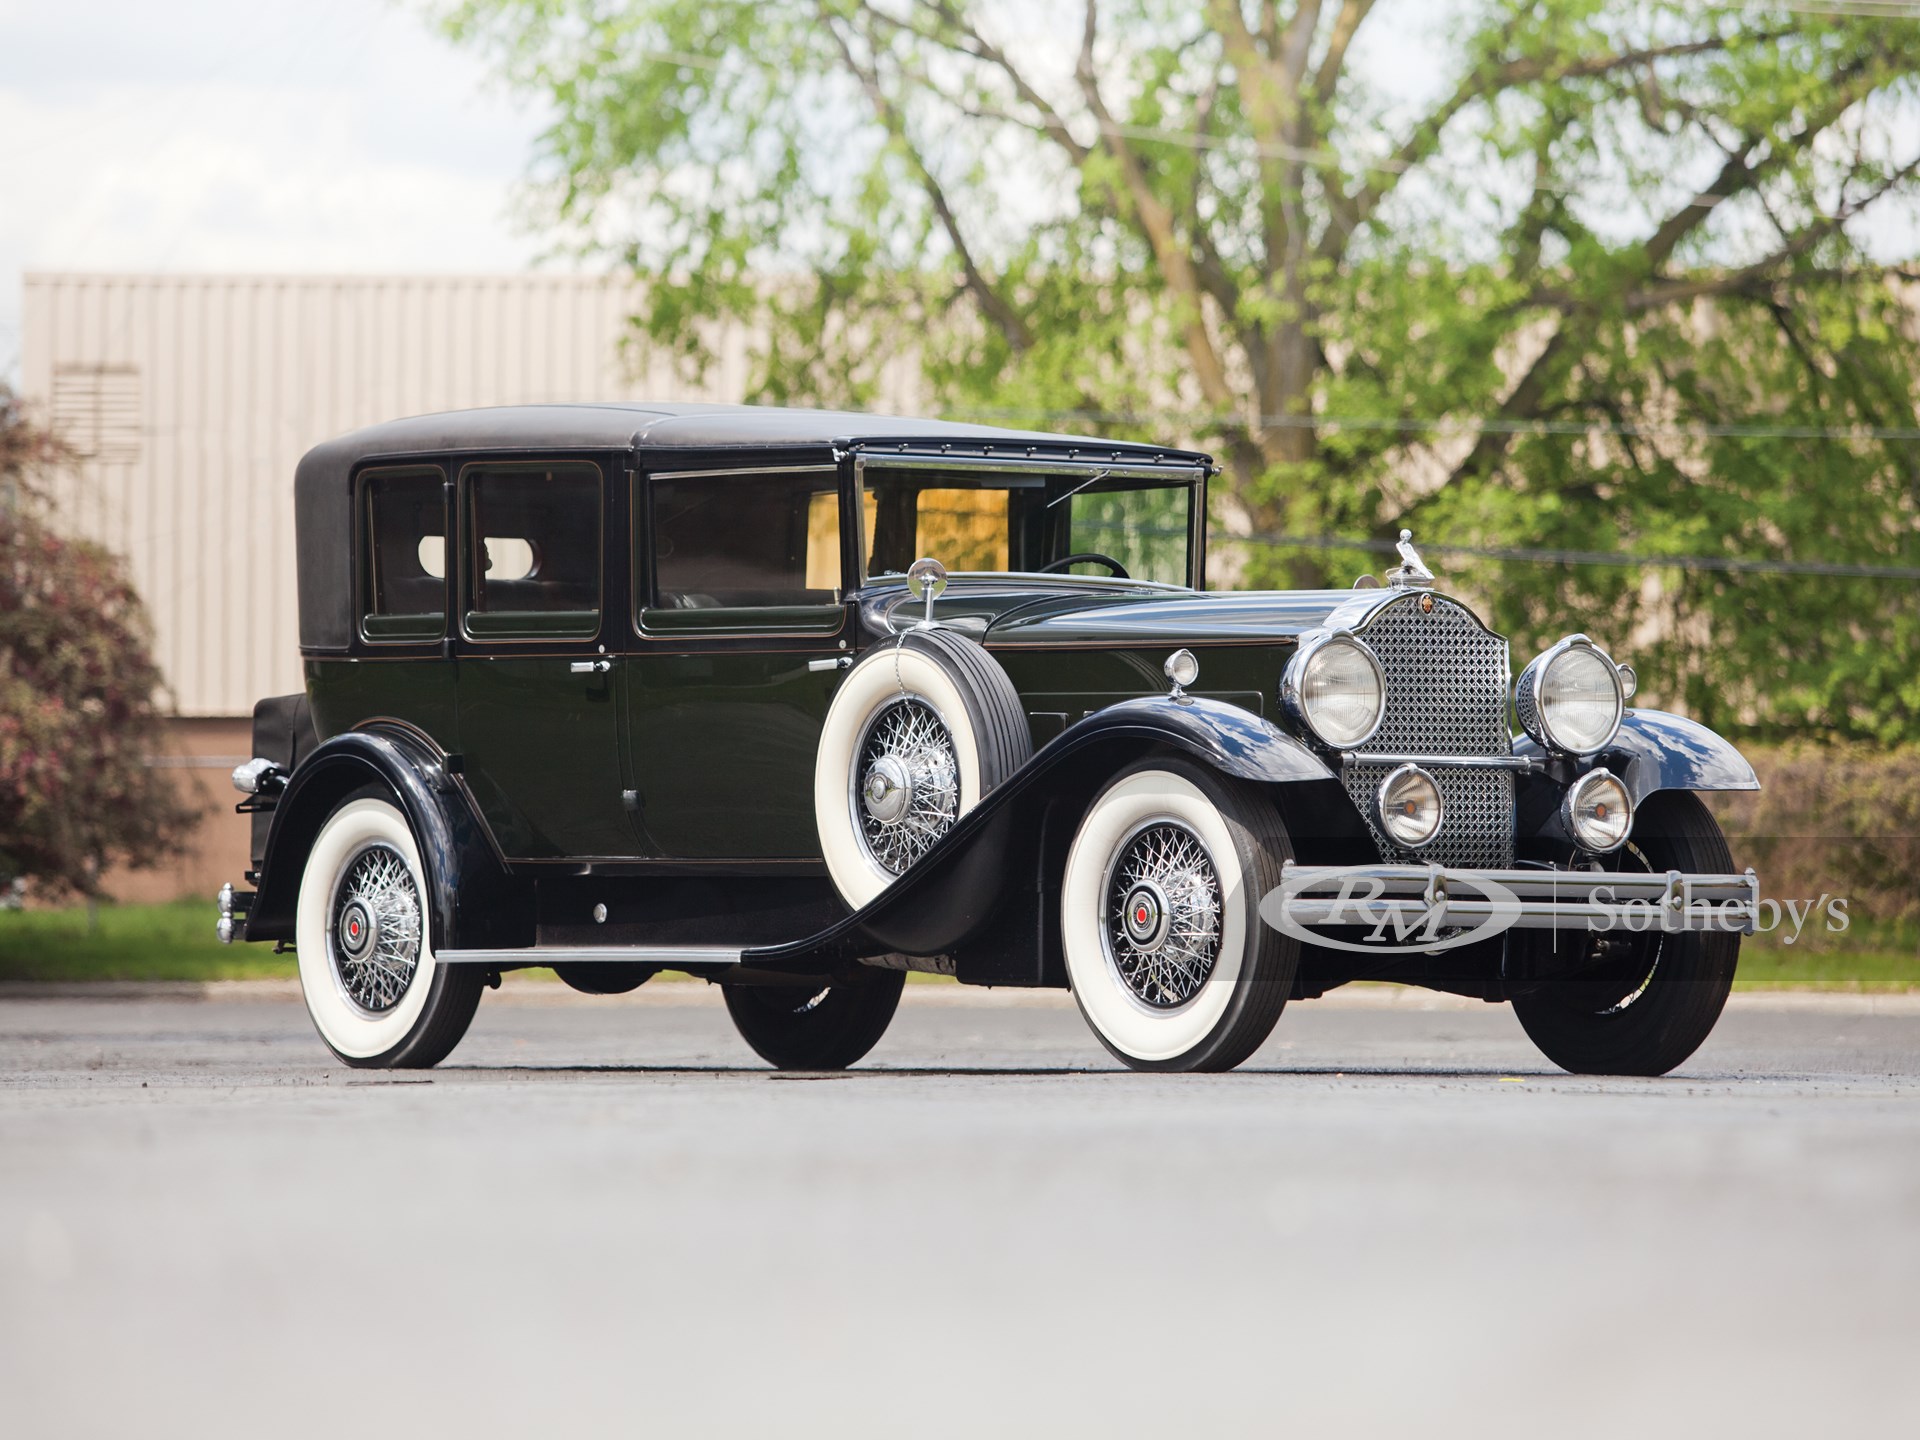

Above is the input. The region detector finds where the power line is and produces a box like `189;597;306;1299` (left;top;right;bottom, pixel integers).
1229;531;1920;581
938;404;1920;443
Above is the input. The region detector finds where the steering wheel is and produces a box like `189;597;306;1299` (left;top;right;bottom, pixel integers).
1040;552;1130;578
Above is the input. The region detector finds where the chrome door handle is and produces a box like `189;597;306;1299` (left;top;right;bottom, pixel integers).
570;659;612;674
807;656;852;672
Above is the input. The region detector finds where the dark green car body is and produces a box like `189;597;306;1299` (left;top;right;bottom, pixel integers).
232;402;1759;1000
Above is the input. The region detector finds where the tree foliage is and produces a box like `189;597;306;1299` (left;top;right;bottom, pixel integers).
441;0;1920;740
0;385;196;898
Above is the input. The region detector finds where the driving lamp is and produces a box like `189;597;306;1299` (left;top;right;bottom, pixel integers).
1563;768;1633;852
1283;633;1386;749
1516;635;1626;755
1378;764;1444;849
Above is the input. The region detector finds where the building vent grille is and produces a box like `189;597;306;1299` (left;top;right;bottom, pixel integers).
51;364;142;463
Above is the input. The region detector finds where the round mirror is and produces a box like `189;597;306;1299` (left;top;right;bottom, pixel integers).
905;556;949;601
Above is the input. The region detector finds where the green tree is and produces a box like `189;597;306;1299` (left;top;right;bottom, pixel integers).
0;384;196;899
441;0;1920;740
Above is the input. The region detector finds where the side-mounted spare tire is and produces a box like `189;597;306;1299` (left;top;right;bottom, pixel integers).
814;627;1032;908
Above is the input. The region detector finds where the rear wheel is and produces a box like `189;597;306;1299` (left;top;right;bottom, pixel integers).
722;967;906;1070
294;792;483;1069
1510;790;1740;1077
1061;759;1298;1072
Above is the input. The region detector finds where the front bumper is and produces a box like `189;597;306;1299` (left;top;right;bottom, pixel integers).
1275;862;1760;935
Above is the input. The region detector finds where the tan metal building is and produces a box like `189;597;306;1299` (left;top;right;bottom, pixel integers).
19;271;921;900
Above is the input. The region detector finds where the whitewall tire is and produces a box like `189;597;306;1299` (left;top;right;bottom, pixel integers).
295;793;482;1069
814;628;1030;909
1062;760;1297;1072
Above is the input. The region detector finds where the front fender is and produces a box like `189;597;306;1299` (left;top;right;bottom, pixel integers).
1515;709;1760;803
748;695;1332;978
245;726;528;951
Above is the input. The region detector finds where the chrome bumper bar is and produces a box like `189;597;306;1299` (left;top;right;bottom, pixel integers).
1276;863;1760;935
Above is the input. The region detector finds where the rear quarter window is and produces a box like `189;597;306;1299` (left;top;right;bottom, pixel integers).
359;466;447;643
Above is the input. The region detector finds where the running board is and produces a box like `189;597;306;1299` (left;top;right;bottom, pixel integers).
436;946;743;967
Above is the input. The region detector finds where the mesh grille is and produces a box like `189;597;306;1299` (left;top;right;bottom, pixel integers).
1339;594;1515;869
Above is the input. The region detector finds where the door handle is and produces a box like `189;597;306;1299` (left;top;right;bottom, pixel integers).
570;659;612;674
807;656;852;672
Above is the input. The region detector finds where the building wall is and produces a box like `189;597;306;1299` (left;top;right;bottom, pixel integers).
17;270;921;901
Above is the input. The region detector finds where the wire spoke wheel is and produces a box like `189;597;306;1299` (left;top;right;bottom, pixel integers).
853;697;960;876
1103;821;1223;1009
327;842;423;1015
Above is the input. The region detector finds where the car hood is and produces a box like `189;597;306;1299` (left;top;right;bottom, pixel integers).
859;577;1384;647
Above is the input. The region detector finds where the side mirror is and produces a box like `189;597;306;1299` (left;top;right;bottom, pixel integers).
906;556;948;629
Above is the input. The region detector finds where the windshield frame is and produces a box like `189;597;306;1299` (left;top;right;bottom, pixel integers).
849;452;1208;591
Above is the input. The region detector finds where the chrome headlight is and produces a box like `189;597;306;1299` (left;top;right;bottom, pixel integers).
1516;635;1626;756
1283;632;1386;749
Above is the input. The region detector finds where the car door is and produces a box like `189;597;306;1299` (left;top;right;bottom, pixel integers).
453;455;637;858
626;463;856;859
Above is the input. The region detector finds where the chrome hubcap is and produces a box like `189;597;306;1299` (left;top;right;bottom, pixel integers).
328;844;422;1015
1104;822;1222;1009
853;698;959;875
861;755;913;826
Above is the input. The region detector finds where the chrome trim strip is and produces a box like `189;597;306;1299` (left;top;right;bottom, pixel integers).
437;946;744;966
1341;752;1540;771
854;454;1204;481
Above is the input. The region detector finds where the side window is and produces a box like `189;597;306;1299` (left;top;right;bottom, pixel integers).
360;466;446;642
462;461;602;640
647;470;844;614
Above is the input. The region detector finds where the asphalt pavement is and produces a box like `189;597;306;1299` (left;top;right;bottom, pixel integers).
3;981;1918;1438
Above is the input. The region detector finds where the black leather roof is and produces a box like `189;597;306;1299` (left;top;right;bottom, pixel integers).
294;403;1209;652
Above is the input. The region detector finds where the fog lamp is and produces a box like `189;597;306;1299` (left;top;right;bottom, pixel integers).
1563;768;1632;853
1378;764;1443;849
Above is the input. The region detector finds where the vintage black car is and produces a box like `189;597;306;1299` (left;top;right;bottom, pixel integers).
219;403;1760;1075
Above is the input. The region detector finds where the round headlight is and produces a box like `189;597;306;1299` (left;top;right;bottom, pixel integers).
1517;636;1625;755
1284;634;1386;749
1563;768;1632;852
1378;765;1443;849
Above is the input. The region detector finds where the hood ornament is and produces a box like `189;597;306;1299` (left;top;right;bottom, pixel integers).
1388;529;1434;589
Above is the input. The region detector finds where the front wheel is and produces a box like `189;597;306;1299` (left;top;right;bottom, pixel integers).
294;792;483;1069
1061;759;1298;1072
722;966;906;1070
1510;790;1740;1077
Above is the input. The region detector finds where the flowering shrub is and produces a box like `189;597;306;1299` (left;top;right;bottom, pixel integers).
0;385;194;897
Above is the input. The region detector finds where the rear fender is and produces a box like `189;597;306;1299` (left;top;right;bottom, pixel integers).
244;726;529;950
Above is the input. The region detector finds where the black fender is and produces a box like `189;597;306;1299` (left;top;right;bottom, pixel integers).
244;726;529;951
1514;709;1759;804
747;696;1333;981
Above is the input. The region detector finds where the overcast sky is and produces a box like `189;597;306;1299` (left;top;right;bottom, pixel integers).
0;0;550;382
4;2;1912;390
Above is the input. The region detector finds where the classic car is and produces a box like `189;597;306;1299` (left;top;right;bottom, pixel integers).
218;403;1761;1075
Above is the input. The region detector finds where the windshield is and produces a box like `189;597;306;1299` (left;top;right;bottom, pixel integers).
859;464;1197;587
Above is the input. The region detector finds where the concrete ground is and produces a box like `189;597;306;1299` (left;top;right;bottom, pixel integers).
3;981;1917;1438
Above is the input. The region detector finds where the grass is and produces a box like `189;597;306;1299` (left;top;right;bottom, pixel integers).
2;901;1915;990
0;900;296;982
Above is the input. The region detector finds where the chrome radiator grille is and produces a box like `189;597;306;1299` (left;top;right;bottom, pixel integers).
1340;594;1515;869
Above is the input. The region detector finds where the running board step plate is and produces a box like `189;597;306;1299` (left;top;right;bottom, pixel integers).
437;946;743;966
